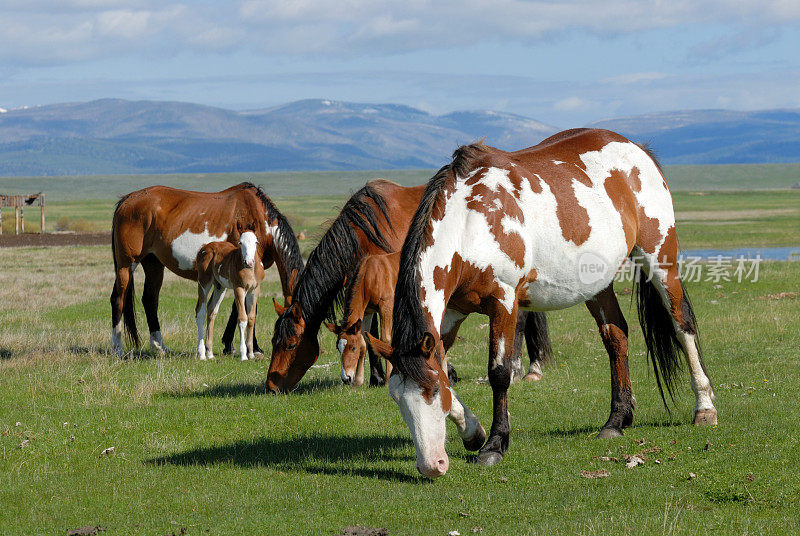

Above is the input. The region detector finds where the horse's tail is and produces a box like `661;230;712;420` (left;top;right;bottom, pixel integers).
524;311;552;365
634;267;685;408
111;197;140;348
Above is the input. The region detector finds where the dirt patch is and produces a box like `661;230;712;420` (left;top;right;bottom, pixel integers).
0;232;110;248
66;526;104;536
336;526;389;536
675;208;798;221
762;292;798;300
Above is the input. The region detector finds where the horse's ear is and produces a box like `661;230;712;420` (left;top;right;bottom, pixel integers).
273;298;287;315
346;318;362;335
365;333;394;364
324;322;339;335
420;332;436;355
290;302;303;322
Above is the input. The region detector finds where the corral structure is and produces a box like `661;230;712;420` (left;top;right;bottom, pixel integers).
0;193;45;234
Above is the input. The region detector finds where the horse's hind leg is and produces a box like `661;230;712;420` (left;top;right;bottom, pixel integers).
586;285;634;438
523;311;550;381
141;254;170;353
110;265;132;356
634;246;717;425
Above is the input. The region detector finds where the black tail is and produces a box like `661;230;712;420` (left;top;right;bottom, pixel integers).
634;268;685;407
111;197;140;348
524;311;552;365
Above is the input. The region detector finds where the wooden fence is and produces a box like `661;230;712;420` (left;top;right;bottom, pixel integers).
0;193;45;235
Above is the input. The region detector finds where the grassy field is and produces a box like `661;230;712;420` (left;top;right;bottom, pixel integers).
1;244;798;535
0;166;799;535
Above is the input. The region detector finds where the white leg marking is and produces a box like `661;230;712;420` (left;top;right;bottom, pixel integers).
149;330;170;354
491;335;506;369
238;320;248;360
678;331;716;411
111;321;123;356
196;302;207;360
447;389;481;442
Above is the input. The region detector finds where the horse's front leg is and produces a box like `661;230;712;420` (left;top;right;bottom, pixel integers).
204;286;227;360
195;284;210;360
476;298;519;466
234;287;248;360
378;303;393;382
244;287;259;360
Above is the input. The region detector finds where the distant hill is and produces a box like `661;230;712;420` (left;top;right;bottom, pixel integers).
0;99;556;176
590;109;800;164
1;99;798;176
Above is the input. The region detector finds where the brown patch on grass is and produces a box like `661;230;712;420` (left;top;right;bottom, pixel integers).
761;292;798;300
337;526;389;536
580;469;611;479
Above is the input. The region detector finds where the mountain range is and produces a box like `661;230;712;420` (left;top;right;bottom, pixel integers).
0;99;798;176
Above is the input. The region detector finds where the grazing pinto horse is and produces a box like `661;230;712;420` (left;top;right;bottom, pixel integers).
195;231;265;360
267;180;551;392
110;182;302;355
368;129;718;477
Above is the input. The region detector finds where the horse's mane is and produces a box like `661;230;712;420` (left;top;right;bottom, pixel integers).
392;143;487;383
288;182;392;328
239;182;305;282
341;256;369;325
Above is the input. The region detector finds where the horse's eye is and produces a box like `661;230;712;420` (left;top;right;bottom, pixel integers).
286;342;297;351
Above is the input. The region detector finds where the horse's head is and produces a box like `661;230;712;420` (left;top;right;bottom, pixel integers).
238;231;259;268
367;331;452;478
267;299;319;393
325;318;364;386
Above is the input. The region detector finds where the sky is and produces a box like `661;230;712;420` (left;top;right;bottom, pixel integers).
2;0;800;127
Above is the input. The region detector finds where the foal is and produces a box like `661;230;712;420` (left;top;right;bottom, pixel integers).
325;252;403;386
195;231;265;360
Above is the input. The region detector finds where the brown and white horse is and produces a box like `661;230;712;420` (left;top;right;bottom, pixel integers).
195;230;265;360
266;180;551;392
110;182;302;356
368;129;718;477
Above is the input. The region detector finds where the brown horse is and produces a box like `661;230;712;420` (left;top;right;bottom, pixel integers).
267;180;551;392
195;231;265;360
369;129;717;477
110;182;302;355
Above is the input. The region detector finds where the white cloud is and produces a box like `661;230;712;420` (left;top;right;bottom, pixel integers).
554;97;591;111
2;0;800;64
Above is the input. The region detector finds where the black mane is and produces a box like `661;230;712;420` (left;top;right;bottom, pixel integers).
290;182;392;327
392;143;486;383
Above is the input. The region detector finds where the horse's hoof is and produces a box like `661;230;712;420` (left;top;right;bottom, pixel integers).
693;408;718;426
523;372;543;381
241;356;249;362
206;353;215;360
198;355;206;361
596;427;623;439
475;450;503;466
222;347;233;356
462;424;487;452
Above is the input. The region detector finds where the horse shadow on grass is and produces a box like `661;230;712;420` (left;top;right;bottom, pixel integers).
168;377;342;399
542;416;687;438
148;433;419;482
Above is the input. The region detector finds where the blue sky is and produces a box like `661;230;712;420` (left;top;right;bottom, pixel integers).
2;0;800;126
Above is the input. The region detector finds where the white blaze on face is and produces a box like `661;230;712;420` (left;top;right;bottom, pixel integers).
240;231;258;268
388;374;450;478
172;224;227;270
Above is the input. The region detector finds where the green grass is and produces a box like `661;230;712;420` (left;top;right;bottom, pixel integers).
1;243;799;535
